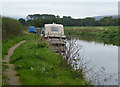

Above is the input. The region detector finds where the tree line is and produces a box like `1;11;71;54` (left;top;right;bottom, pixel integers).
18;14;119;27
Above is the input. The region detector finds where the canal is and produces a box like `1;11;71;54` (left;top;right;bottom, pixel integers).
71;39;118;85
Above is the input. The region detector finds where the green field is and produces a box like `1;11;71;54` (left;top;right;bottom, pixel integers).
64;26;119;46
65;26;118;29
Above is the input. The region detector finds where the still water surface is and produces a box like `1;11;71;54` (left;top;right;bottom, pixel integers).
76;40;118;85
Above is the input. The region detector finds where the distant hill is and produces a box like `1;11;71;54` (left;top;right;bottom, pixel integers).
94;15;118;20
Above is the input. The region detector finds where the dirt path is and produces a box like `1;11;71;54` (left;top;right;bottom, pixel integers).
3;40;26;85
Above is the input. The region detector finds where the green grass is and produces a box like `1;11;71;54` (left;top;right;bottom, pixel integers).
10;34;90;85
2;34;31;58
64;26;118;30
2;34;45;85
64;26;119;46
2;34;33;85
2;62;8;85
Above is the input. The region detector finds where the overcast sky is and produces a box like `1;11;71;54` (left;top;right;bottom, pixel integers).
1;0;119;19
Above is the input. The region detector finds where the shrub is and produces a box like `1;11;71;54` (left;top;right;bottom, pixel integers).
2;17;23;40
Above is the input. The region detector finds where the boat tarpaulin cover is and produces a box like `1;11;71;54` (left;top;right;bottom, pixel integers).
28;26;36;33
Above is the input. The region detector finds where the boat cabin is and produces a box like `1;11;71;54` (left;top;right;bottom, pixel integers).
44;24;66;39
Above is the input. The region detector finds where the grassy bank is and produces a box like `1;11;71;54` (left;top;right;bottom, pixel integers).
65;26;119;46
9;34;90;85
2;34;31;85
2;35;29;58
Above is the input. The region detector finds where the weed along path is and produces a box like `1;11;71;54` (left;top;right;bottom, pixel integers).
3;40;26;85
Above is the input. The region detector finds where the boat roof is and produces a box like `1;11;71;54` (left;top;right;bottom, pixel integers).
45;24;63;27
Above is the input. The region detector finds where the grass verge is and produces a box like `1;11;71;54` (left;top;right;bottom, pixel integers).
2;34;32;85
10;34;90;85
2;34;31;58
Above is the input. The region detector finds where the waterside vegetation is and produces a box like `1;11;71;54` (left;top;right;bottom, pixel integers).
65;26;119;46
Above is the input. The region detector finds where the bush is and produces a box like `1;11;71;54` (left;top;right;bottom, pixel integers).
2;17;23;40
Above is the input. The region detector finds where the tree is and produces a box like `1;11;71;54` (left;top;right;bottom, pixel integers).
18;18;26;25
26;14;120;27
99;16;112;26
110;19;118;26
60;16;73;26
83;17;96;26
26;14;56;20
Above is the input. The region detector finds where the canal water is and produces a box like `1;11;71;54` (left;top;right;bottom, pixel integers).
75;40;118;85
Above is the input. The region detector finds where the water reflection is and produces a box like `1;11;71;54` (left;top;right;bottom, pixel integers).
75;40;118;85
